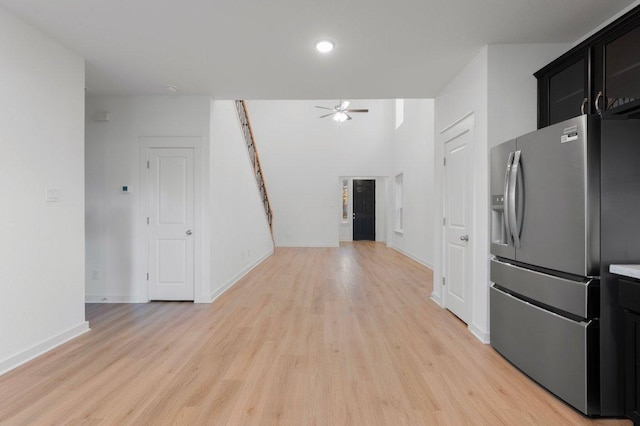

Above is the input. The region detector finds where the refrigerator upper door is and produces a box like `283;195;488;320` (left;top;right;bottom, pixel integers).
490;139;517;260
515;115;600;277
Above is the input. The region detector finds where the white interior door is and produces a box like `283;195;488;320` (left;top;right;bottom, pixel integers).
443;123;472;323
148;148;195;301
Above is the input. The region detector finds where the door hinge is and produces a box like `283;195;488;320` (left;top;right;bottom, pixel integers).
146;273;149;281
442;277;446;286
443;217;446;226
146;217;149;225
147;160;150;169
443;157;446;166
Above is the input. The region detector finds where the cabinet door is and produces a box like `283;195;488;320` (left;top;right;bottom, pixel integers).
625;309;640;423
548;58;588;125
537;50;590;128
593;12;640;117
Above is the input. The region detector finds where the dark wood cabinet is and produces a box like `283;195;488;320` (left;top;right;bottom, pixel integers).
594;19;640;118
619;277;640;424
535;6;640;128
536;50;591;128
625;310;640;424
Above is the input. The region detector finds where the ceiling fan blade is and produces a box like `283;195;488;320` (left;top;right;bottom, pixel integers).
315;106;333;110
346;109;369;113
319;113;335;118
340;100;350;110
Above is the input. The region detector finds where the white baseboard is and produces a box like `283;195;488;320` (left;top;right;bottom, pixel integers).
388;245;434;269
430;292;444;307
85;295;147;303
197;249;274;304
276;242;339;248
0;321;90;376
469;323;490;344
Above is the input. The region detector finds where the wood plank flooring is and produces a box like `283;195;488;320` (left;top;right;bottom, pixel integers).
0;242;631;425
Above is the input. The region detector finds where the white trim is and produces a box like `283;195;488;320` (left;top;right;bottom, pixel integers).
388;245;433;269
430;293;444;307
139;136;203;303
440;113;475;322
0;322;90;376
439;111;474;134
469;323;490;344
196;249;274;303
276;242;340;248
85;295;147;303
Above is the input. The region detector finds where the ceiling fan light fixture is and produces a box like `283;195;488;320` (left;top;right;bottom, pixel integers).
315;40;334;53
333;111;348;122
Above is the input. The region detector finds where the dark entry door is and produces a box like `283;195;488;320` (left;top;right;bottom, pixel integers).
353;179;375;241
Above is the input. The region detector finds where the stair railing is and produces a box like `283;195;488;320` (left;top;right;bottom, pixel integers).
234;100;273;232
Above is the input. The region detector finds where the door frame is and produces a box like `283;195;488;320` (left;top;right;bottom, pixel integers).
139;137;203;303
337;176;387;243
440;113;474;321
352;179;376;241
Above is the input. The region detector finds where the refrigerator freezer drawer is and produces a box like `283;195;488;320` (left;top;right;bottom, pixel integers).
490;286;599;415
491;258;598;319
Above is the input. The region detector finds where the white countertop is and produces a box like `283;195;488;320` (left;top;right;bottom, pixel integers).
610;264;640;280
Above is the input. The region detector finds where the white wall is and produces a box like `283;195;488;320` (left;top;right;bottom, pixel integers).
390;99;435;267
433;43;570;343
487;44;571;146
85;95;211;302
208;100;274;300
247;100;393;247
434;47;489;335
0;7;88;374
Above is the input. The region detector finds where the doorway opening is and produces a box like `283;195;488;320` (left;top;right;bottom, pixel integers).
441;113;474;324
353;179;376;241
140;136;202;302
338;176;387;243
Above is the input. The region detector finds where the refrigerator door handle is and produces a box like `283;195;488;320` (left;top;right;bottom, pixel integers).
504;152;514;244
509;150;522;248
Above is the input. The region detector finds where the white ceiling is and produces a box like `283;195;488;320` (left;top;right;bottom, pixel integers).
0;0;636;99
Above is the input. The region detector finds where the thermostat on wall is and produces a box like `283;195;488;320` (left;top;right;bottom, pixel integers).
121;185;132;194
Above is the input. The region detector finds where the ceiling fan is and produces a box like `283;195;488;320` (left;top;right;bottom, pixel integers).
315;100;369;122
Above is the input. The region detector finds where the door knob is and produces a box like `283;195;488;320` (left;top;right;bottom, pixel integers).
460;235;469;242
186;230;193;236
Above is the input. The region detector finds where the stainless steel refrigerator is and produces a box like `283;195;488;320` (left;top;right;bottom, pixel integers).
490;115;640;416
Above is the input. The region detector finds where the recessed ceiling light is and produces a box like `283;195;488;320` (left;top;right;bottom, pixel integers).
315;40;334;53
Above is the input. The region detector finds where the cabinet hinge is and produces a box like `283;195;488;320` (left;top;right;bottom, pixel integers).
443;157;446;166
147;160;150;169
146;273;149;281
442;277;446;286
147;217;149;225
443;217;446;226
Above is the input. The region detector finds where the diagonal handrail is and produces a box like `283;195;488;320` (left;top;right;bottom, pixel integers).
234;100;273;233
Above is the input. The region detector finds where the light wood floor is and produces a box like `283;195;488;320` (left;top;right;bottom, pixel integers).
0;243;631;425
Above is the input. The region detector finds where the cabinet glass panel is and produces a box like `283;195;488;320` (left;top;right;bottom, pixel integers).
606;25;640;110
549;59;585;125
